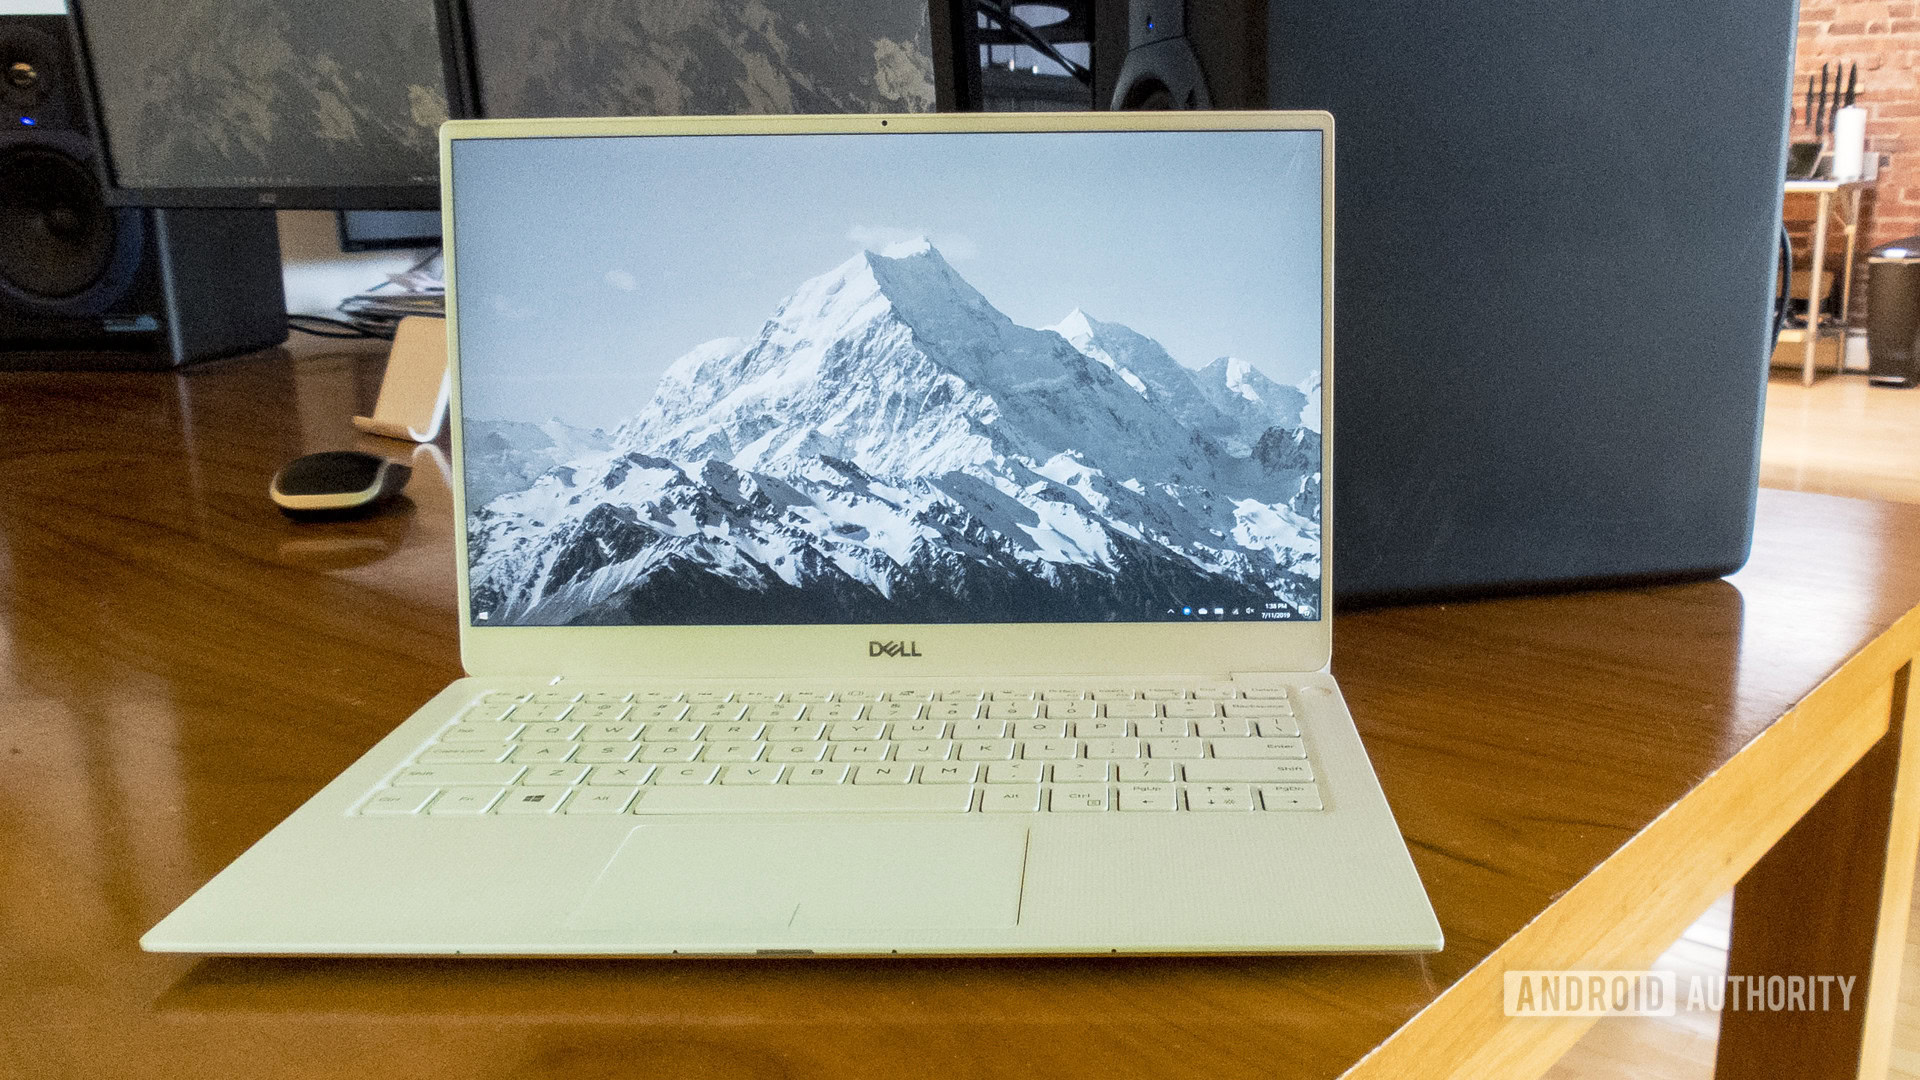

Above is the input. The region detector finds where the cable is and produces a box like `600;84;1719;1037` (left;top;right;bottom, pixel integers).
287;314;393;340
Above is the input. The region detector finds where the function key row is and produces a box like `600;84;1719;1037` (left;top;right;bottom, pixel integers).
477;685;1290;707
441;715;1303;745
461;698;1297;725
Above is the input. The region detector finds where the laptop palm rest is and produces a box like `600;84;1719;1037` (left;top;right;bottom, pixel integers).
569;821;1030;932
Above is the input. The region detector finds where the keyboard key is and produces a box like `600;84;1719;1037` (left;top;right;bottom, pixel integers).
1103;701;1158;719
508;703;575;721
987;702;1042;720
1047;701;1098;720
440;721;524;742
1195;718;1253;738
530;691;582;704
630;784;971;814
521;722;585;741
720;764;785;785
1135;718;1191;738
1191;685;1239;699
1163;701;1218;719
784;690;832;703
704;722;766;742
868;703;923;721
937;688;986;701
478;692;527;703
959;740;1016;761
495;788;568;814
1186;783;1253;810
638;743;703;763
654;764;722;785
1051;760;1111;784
1114;760;1177;783
885;689;937;702
988;688;1037;700
571;703;632;723
1244;688;1290;700
813;703;865;722
1075;719;1130;739
892;720;947;740
630;691;683;704
1041;689;1086;701
587;763;654;785
1118;783;1177;811
631;703;690;722
766;741;830;762
952;719;1008;739
1082;737;1141;760
986;761;1043;784
425;787;506;815
519;764;590;786
1181;760;1314;783
734;690;782;704
458;702;518;722
788;763;852;785
685;691;733;704
359;788;437;815
894;740;953;761
1225;702;1294;717
928;701;981;720
1090;688;1137;700
416;744;514;764
580;723;643;742
391;764;523;787
1258;783;1324;811
574;742;641;763
1050;784;1111;812
918;762;979;784
566;787;640;814
683;703;746;722
829;741;890;762
578;691;632;704
834;689;883;702
1140;688;1186;700
766;721;827;741
1021;739;1078;760
1208;738;1307;759
1147;737;1205;758
511;743;579;764
744;703;807;723
1256;717;1303;738
853;763;914;785
828;721;886;741
642;722;705;742
981;786;1042;812
703;741;767;763
1013;720;1067;739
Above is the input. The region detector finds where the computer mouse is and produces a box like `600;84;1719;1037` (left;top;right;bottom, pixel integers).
270;450;411;520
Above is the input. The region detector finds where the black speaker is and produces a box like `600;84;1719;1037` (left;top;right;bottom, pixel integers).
0;12;287;370
1101;0;1265;110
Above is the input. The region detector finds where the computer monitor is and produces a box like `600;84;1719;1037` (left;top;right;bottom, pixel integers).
67;0;464;208
447;0;950;119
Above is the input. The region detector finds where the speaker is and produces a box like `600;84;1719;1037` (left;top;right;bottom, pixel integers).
0;12;287;370
1102;0;1265;110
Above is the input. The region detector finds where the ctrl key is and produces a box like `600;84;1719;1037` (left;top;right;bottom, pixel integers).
1258;783;1323;812
358;787;438;815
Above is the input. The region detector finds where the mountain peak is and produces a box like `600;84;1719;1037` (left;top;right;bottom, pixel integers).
873;236;936;259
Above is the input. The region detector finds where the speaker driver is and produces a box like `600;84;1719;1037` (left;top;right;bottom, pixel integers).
0;146;117;300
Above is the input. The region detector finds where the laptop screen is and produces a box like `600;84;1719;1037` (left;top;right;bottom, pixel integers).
451;128;1323;628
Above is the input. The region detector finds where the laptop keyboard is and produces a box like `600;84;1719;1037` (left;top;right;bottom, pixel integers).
355;685;1323;817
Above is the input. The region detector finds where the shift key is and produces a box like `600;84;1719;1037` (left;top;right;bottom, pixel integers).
1181;760;1313;783
389;763;525;786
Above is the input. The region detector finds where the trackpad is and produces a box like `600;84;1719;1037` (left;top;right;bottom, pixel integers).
569;821;1030;932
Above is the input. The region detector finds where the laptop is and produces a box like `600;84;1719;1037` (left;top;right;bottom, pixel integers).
144;110;1443;956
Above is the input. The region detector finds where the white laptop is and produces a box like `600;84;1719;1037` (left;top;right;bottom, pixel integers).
144;110;1443;956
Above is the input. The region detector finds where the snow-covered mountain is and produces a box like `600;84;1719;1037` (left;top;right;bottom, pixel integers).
1295;368;1321;433
466;241;1321;625
464;419;612;506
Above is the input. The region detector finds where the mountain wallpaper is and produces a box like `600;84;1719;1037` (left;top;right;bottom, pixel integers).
464;241;1321;627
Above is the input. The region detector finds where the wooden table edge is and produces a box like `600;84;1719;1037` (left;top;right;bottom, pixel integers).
1340;602;1920;1079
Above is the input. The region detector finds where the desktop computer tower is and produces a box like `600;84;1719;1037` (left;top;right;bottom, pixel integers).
1265;0;1796;604
0;12;286;370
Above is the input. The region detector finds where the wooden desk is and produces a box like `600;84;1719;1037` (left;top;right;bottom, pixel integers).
7;341;1920;1079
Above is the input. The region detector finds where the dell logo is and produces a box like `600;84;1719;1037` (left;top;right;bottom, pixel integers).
870;640;923;657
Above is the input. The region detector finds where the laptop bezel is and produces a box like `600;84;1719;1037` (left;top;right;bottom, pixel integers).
439;110;1335;680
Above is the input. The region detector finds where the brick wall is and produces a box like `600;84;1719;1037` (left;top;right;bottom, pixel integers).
1796;4;1920;313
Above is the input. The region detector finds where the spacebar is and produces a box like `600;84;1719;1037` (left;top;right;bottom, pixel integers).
629;785;974;814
